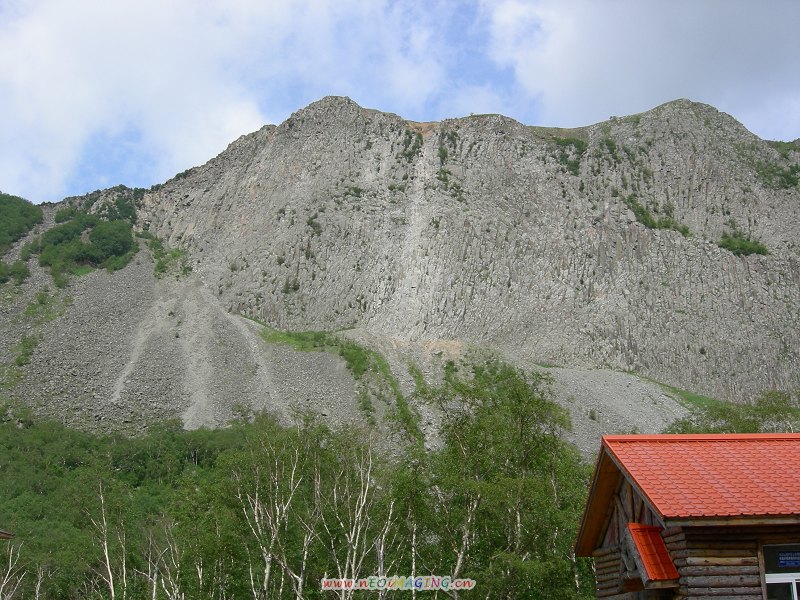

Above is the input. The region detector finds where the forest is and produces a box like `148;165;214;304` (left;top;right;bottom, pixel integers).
0;359;595;599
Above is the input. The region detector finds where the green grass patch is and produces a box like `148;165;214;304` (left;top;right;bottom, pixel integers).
306;212;323;235
623;194;690;236
54;206;80;223
259;324;423;441
0;192;43;255
259;327;375;380
755;161;799;189
26;212;137;286
648;379;800;433
14;335;40;366
0;363;22;390
399;129;423;162
24;290;70;324
145;235;191;277
657;382;727;412
601;137;620;163
534;361;562;369
718;231;769;256
552;138;588;176
767;140;799;159
70;264;95;276
408;363;427;394
0;260;30;285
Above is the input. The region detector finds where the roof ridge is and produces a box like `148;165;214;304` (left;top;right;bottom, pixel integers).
603;433;800;443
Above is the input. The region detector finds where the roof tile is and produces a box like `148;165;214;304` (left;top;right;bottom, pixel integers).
627;524;679;582
604;434;800;518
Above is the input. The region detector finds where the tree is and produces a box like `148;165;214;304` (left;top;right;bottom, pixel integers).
0;543;25;600
414;358;594;599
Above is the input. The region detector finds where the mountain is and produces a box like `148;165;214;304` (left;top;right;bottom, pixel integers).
140;96;799;396
2;97;798;453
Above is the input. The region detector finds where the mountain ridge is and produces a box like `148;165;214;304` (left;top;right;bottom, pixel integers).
136;95;799;402
1;96;798;452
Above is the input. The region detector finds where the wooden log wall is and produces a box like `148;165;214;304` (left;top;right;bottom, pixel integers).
594;545;624;598
664;525;800;600
602;480;660;548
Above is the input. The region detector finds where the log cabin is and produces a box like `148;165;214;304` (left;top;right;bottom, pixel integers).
574;434;800;600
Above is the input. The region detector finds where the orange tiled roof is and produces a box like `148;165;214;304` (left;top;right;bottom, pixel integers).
604;433;800;518
627;524;679;582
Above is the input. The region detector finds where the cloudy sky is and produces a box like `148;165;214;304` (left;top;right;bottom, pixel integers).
1;0;798;204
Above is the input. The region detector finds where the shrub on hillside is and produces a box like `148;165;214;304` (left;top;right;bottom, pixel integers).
89;220;134;259
0;192;43;254
30;212;136;285
718;231;769;256
0;260;30;285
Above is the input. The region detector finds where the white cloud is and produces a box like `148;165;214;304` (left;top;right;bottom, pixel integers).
484;0;800;138
0;0;456;202
0;0;275;201
2;0;799;203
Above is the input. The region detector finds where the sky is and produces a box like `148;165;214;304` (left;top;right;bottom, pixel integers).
1;0;799;204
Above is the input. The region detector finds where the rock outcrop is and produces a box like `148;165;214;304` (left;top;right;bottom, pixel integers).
134;97;800;402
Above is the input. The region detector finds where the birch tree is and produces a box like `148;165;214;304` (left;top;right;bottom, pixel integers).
0;543;24;600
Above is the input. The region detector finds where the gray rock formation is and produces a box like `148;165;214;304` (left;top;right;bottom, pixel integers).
136;96;799;402
2;97;798;456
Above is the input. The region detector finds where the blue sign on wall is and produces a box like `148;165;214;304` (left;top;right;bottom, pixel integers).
778;552;800;568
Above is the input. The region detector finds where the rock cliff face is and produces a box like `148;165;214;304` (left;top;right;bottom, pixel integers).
137;96;799;402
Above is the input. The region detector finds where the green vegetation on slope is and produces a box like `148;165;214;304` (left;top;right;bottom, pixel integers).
717;230;769;256
26;212;137;287
0;260;30;285
665;388;800;433
0;192;43;286
259;325;421;438
622;193;690;236
553;137;588;176
0;359;594;599
755;160;799;189
136;231;191;277
399;129;423;162
0;192;43;255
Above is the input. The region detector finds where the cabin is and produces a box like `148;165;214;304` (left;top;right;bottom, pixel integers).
574;434;800;600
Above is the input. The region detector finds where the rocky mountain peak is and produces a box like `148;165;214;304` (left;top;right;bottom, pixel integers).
127;97;800;407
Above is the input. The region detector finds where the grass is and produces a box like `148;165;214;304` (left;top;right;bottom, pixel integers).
0;192;43;255
755;161;799;189
306;213;323;235
399;130;423;162
0;364;22;390
656;381;727;412
408;363;427;394
14;335;40;366
26;211;137;286
259;327;372;379
69;264;95;276
552;138;588;176
534;361;562;369
602;137;620;163
24;290;71;324
767;140;799;160
0;260;30;286
623;193;690;236
258;323;423;441
141;234;192;277
718;231;769;256
659;381;800;434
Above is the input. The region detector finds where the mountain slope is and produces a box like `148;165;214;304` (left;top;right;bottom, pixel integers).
137;96;799;402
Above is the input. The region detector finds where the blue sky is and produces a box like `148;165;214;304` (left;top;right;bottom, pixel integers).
2;0;799;204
